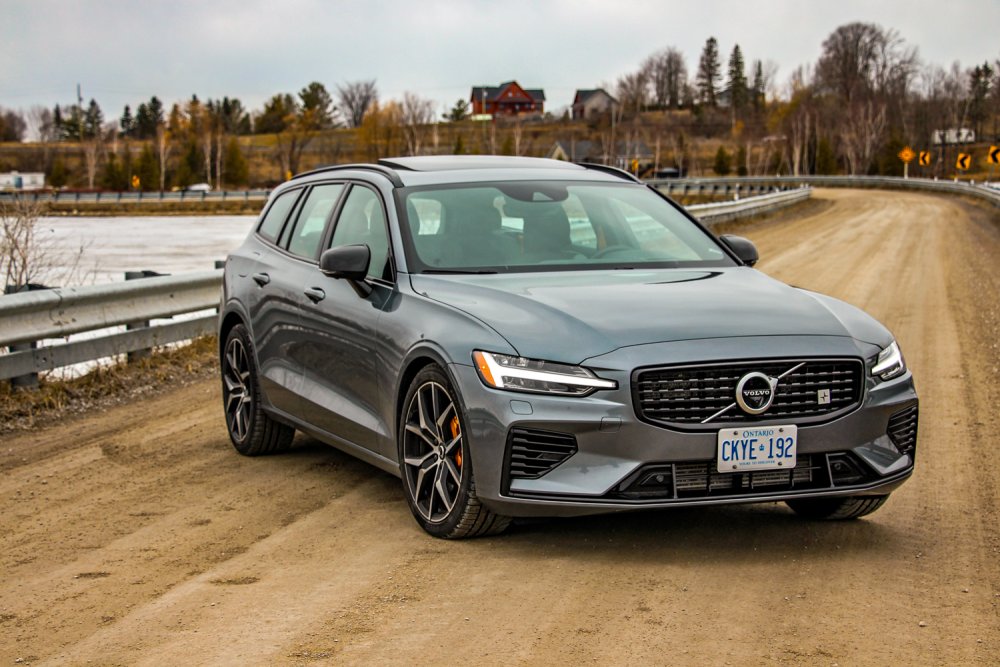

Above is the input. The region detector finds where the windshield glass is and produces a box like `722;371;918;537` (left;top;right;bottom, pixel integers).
398;181;734;273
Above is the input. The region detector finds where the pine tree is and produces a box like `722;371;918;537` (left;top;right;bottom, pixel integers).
727;45;748;114
713;145;731;175
752;60;766;112
120;105;134;137
84;99;103;138
697;37;721;107
223;137;248;187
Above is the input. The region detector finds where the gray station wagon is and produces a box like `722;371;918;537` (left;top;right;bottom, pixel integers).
219;156;918;538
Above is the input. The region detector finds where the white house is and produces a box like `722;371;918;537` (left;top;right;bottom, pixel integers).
0;172;46;191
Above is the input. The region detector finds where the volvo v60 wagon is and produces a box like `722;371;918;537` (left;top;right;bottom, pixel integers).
219;156;917;538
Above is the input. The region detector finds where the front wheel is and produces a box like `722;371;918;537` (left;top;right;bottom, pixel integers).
399;365;510;539
221;324;294;456
786;495;889;520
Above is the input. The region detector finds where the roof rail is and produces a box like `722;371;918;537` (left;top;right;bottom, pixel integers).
291;163;404;187
579;162;642;184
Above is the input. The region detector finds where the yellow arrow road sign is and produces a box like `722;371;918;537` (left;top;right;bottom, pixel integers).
918;151;931;166
989;145;1000;165
956;153;971;170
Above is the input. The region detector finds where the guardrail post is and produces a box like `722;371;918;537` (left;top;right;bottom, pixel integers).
124;270;167;362
4;283;49;390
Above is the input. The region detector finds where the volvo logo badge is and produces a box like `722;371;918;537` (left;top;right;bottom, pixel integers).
735;372;776;414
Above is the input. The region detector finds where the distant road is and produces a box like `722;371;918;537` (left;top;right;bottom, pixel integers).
2;188;998;665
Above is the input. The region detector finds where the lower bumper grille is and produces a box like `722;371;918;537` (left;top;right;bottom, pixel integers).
887;405;918;456
610;453;875;501
506;427;577;480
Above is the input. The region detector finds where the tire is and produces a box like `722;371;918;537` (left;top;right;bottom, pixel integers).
786;495;889;520
221;323;294;456
398;365;511;539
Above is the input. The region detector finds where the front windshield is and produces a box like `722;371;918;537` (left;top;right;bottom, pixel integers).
398;181;734;273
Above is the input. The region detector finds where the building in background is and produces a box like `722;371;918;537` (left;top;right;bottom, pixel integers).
571;89;618;120
0;172;45;191
470;81;545;117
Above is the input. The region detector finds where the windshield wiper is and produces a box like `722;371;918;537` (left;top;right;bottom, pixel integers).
421;269;499;275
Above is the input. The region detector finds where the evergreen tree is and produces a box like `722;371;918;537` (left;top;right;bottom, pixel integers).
815;137;837;174
445;98;469;122
135;144;159;191
751;60;766;112
299;82;336;129
223;137;248;186
49;157;68;187
84;99;103;138
727;45;748;114
101;153;128;190
52;105;65;140
736;145;748;176
120;105;134;137
696;37;721;107
713;145;731;175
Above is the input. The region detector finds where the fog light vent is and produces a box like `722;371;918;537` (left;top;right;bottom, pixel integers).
507;428;577;480
887;405;918;456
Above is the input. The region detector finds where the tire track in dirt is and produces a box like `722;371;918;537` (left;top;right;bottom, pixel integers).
1;188;997;665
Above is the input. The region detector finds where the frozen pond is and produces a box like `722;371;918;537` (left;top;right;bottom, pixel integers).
34;215;258;285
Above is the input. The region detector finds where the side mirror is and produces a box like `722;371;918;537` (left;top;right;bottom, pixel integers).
320;244;371;280
719;234;759;267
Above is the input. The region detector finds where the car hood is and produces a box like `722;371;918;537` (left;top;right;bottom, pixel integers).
409;268;890;363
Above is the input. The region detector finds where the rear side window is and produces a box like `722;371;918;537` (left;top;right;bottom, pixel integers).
257;189;300;241
285;183;345;259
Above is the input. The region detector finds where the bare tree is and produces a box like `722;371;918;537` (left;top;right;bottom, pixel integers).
338;80;379;128
1;198;91;289
642;48;687;108
616;71;649;116
400;92;435;156
155;124;171;191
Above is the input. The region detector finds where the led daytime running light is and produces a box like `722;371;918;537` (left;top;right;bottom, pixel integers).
872;341;905;380
472;351;616;395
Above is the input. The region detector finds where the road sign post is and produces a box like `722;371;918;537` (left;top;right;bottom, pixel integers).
898;146;915;179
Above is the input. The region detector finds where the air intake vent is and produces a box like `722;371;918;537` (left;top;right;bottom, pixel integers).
887;405;918;456
507;428;577;480
633;358;863;430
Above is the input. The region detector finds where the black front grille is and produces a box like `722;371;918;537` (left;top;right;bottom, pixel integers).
887;405;918;455
507;428;577;480
633;358;864;429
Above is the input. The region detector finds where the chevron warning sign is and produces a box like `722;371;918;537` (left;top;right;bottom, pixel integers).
918;151;931;166
989;146;1000;165
956;153;971;170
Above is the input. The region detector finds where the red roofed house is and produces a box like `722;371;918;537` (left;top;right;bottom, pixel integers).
470;81;545;116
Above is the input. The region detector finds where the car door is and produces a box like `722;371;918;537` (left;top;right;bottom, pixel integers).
234;186;307;415
295;183;395;455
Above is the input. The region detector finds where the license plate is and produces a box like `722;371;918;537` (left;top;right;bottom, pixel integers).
717;425;797;473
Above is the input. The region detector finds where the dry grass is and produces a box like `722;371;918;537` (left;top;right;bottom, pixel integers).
0;336;219;433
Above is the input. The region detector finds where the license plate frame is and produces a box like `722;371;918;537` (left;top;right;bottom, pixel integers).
717;425;797;473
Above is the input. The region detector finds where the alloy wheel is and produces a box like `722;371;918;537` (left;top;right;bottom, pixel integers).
223;337;253;442
402;381;465;523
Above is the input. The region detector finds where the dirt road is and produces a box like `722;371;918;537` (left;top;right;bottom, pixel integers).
2;189;998;666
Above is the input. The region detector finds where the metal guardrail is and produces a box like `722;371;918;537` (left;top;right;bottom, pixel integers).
0;189;271;204
0;188;813;384
648;175;1000;208
685;188;812;225
0;270;222;382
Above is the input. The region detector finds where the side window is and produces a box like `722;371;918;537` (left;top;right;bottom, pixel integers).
257;189;301;242
330;186;391;280
285;183;345;259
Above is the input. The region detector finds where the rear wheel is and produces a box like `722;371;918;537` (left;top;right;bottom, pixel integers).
221;324;294;456
399;365;510;538
786;495;889;520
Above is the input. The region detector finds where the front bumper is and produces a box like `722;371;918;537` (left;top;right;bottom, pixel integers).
450;335;918;518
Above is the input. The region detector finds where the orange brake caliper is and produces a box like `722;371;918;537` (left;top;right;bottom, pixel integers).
450;416;462;468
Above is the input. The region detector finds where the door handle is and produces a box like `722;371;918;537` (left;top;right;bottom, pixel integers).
251;272;270;286
303;287;326;303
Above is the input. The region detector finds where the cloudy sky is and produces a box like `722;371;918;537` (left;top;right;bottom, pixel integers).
2;0;998;122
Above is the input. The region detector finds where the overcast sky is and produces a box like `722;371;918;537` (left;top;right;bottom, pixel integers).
2;0;998;122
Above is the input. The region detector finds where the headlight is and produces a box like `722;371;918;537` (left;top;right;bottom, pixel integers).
872;341;905;380
472;350;617;396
